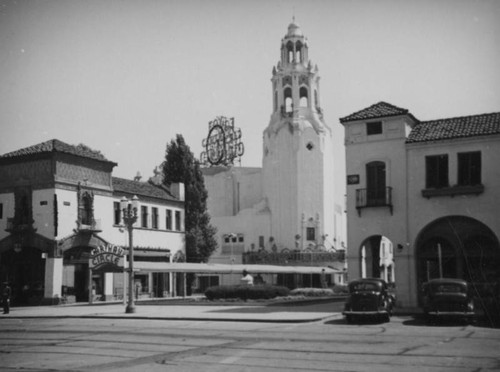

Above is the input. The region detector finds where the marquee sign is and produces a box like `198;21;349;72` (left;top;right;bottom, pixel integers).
89;244;125;270
200;116;244;166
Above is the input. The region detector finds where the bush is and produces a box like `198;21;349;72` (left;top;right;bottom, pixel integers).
290;288;334;297
205;284;290;301
332;284;349;295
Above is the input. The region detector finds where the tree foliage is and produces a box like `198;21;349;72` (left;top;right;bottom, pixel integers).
162;134;217;263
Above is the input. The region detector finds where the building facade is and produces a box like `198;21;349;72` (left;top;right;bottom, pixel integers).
341;102;500;307
202;21;346;288
0;139;185;305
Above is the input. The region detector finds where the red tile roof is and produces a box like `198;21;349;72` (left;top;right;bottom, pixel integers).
340;101;414;123
0;139;115;163
406;112;500;143
112;177;179;202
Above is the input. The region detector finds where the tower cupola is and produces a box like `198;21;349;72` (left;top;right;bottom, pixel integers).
269;20;325;131
281;20;309;68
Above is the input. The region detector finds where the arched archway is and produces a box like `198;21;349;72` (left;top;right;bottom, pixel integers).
0;246;45;305
359;235;395;283
415;216;500;294
299;86;308;107
284;87;293;113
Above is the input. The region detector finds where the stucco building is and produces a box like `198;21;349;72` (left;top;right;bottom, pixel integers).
0;139;185;305
202;21;346;288
341;101;500;308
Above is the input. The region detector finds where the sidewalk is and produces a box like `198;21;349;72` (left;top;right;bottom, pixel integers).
0;298;344;323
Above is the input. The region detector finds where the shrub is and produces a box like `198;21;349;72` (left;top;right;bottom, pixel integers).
205;284;290;301
332;284;349;295
290;288;334;297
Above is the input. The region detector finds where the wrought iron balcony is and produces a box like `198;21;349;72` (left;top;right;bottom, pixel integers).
243;248;345;266
421;184;484;198
355;187;393;216
77;219;102;233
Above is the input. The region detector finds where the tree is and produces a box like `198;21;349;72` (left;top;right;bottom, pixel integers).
162;134;217;263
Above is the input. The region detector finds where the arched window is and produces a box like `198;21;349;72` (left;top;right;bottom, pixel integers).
81;193;93;225
284;87;293;113
274;91;278;112
366;161;386;206
295;41;303;63
314;90;318;107
299;87;308;107
286;41;294;63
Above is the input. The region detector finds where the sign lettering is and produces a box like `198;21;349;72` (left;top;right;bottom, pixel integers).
89;244;125;270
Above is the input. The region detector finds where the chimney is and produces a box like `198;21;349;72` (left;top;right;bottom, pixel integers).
134;171;142;182
171;182;185;202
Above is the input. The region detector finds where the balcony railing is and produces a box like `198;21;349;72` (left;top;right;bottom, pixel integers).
421;184;484;198
77;219;102;233
355;187;393;216
243;249;345;266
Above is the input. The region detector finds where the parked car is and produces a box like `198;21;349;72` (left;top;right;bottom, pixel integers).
343;278;395;323
421;278;475;324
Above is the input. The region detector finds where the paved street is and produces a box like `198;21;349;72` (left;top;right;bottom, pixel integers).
0;302;499;372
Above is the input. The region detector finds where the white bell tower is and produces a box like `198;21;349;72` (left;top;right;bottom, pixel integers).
262;20;337;251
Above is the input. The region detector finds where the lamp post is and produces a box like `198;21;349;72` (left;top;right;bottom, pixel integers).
120;195;139;314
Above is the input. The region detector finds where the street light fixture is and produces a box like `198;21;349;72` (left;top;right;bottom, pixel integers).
120;195;139;314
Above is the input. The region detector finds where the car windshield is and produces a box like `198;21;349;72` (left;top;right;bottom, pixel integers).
434;284;465;293
351;282;379;292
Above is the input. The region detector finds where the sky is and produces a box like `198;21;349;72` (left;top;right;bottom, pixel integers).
0;0;499;180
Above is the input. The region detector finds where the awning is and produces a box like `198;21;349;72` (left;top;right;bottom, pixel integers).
133;262;340;274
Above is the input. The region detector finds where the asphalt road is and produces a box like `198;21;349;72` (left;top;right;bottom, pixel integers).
1;312;499;372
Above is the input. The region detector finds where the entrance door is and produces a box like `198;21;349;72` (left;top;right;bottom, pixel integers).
0;247;44;305
74;264;88;302
366;162;386;206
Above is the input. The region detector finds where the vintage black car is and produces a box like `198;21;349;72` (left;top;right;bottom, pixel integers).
421;278;475;323
343;278;395;323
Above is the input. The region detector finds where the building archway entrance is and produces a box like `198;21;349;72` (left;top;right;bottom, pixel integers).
415;216;500;302
0;246;45;306
359;235;395;282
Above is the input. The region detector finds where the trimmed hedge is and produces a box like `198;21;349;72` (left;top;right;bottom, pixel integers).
205;284;290;300
290;288;334;297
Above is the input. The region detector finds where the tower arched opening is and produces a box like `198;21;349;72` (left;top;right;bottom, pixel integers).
299;86;308;107
295;41;303;63
286;41;294;63
284;87;293;113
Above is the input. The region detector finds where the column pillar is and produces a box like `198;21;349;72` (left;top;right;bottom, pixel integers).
44;258;63;300
104;272;113;301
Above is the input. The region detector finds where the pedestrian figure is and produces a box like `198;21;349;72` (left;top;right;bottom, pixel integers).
2;282;12;314
240;270;253;286
240;270;253;302
320;268;328;289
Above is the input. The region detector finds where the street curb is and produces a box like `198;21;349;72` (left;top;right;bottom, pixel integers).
0;313;342;323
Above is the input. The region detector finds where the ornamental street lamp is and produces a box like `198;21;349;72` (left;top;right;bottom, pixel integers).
120;195;139;314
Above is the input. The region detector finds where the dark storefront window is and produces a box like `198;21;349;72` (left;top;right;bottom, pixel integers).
426;155;448;188
152;207;159;229
113;202;121;225
458;151;481;186
166;209;172;230
141;206;148;228
306;227;316;241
